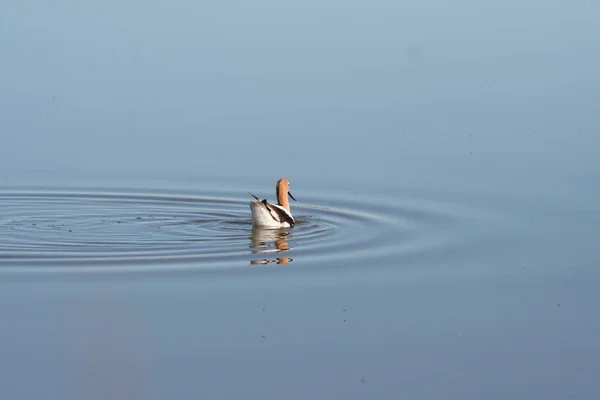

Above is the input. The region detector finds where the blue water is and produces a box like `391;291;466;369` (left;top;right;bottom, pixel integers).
2;1;600;398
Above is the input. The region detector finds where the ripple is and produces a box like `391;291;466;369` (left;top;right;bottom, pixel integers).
0;187;493;273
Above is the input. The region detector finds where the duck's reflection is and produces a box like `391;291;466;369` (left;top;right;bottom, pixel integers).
249;227;293;265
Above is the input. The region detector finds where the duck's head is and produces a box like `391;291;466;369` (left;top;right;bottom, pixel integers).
276;178;296;202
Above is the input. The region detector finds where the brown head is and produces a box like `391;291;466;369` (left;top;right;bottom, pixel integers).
276;178;296;211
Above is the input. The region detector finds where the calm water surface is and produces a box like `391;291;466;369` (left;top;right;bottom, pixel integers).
2;0;600;399
0;184;482;269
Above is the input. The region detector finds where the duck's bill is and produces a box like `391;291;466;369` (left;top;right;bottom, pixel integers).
288;192;297;201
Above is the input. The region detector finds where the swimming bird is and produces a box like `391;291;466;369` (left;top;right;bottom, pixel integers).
249;178;297;228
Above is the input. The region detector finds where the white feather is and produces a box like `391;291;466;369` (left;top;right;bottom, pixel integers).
250;201;294;228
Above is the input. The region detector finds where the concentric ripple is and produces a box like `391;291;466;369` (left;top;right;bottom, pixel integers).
0;187;495;273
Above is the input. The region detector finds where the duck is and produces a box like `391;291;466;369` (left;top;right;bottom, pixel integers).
249;178;297;228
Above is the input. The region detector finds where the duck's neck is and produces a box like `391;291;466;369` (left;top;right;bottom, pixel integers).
276;186;290;211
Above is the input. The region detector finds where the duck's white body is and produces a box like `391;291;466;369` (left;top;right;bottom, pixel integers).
249;178;296;229
250;201;294;228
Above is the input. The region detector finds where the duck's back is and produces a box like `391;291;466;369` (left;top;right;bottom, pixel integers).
250;201;294;228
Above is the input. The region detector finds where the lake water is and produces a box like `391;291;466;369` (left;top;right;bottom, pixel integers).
2;1;600;399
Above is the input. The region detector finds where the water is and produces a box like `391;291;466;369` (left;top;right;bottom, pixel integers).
0;187;404;268
0;183;520;272
2;0;600;399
